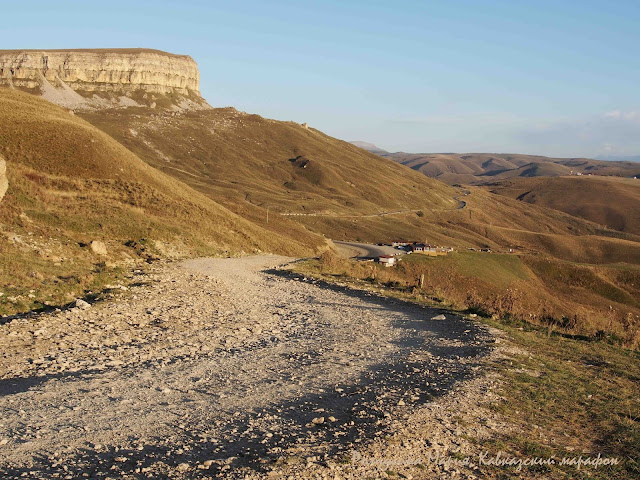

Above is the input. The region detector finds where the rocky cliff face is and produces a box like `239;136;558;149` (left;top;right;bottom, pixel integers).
0;49;208;110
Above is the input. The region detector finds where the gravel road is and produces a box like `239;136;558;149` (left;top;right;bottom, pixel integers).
334;241;403;259
0;256;497;479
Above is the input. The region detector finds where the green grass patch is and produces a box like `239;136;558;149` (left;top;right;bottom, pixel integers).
403;251;531;288
479;318;640;479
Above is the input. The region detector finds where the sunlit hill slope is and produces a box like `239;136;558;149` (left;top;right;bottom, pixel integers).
0;89;325;313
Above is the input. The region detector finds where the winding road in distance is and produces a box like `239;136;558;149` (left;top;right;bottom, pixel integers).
334;241;405;259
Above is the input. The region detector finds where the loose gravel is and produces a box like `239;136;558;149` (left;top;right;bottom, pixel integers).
0;256;501;479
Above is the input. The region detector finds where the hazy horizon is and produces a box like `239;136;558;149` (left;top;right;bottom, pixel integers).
348;141;640;161
2;0;639;158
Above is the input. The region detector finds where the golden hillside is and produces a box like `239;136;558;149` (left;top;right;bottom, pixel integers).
79;108;458;228
486;176;640;236
379;151;640;185
0;89;325;314
74;105;640;266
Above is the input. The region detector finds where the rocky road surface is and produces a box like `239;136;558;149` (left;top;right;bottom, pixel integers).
0;256;502;479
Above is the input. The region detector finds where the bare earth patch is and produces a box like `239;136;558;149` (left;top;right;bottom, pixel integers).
0;256;505;479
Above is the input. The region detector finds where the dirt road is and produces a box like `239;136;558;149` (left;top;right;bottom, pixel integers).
279;209;420;218
454;189;470;210
334;241;404;259
0;256;497;479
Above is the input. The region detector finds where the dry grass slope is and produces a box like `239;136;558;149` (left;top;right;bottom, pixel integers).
77;107;640;266
79;108;460;239
300;250;640;348
486;176;640;235
0;89;325;314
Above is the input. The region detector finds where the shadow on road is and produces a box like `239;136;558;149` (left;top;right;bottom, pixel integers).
0;268;494;478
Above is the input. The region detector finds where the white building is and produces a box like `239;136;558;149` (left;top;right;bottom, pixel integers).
378;255;397;267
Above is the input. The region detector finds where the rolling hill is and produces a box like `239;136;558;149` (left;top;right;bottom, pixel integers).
3;48;640;331
350;145;640;185
486;176;640;235
78;107;465;243
0;88;325;314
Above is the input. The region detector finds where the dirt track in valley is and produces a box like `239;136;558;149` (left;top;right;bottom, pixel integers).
333;241;404;259
0;256;503;479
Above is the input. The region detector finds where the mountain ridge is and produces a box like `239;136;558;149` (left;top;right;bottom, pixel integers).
349;142;640;184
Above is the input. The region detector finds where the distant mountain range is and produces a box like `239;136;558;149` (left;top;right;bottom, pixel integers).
595;155;640;162
350;142;640;185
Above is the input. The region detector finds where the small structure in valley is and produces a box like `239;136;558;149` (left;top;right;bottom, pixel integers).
378;255;397;267
408;242;452;256
408;243;427;253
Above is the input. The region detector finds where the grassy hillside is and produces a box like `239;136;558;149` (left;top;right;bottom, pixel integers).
2;87;639;350
375;151;640;185
486;176;640;235
298;250;640;348
78;108;459;235
76;107;640;265
0;89;325;314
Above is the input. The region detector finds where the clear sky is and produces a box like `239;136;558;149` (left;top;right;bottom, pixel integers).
2;0;639;157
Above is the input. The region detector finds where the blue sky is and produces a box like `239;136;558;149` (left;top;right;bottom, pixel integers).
2;0;639;157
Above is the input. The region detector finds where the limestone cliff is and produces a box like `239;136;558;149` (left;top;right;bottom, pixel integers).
0;49;209;110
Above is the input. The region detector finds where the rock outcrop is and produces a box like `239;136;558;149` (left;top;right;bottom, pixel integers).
0;154;7;202
0;49;208;110
90;240;108;256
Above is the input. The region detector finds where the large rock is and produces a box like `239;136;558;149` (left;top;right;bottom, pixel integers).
0;154;7;202
90;240;108;256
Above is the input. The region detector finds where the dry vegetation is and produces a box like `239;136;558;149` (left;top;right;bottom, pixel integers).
480;317;640;479
0;89;324;315
380;151;640;185
301;250;640;349
486;175;640;235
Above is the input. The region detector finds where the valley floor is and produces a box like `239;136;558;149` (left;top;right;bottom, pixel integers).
0;256;506;479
